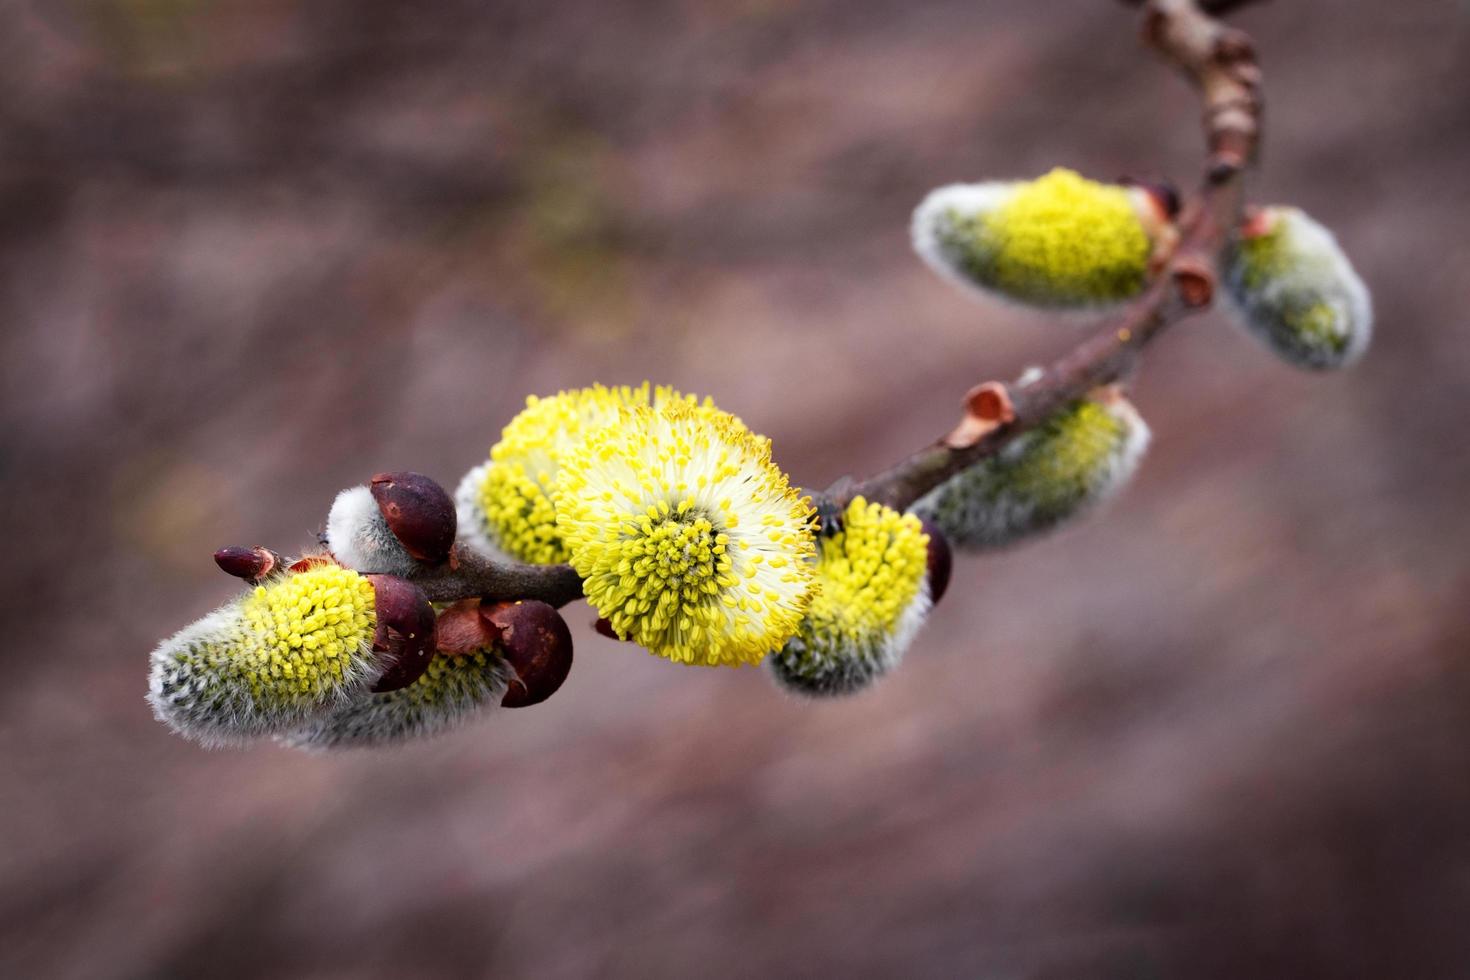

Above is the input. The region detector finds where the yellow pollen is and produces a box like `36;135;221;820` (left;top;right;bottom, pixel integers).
799;497;929;649
236;564;377;703
938;168;1152;306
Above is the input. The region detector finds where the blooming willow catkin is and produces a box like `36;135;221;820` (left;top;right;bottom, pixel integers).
147;563;381;746
555;401;816;666
768;497;933;698
912;391;1150;551
1221;205;1372;370
912;167;1169;309
456;383;748;564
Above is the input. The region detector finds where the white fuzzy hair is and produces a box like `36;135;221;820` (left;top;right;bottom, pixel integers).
325;484;420;576
453;462;518;562
910;181;1016;303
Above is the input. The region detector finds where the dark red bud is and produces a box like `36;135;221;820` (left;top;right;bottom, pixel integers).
214;546;277;582
367;574;437;692
593;617;620;640
482;600;573;708
918;517;953;605
369;471;456;564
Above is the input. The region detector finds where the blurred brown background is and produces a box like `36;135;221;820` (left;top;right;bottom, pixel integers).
3;0;1468;977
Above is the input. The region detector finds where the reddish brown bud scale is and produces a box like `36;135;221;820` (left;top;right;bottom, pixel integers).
482;600;573;708
945;382;1015;450
213;546;277;582
434;599;498;656
367;574;438;692
918;517;953;605
369;471;456;564
1172;259;1215;308
966;381;1015;424
289;554;338;573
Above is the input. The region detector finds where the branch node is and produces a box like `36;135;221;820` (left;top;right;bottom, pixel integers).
1172;258;1216;307
944;382;1015;449
1214;29;1256;65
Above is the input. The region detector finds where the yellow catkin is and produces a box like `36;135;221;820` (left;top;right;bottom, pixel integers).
555;401;815;666
767;497;931;696
982;168;1151;304
925;168;1153;307
148;562;380;744
473;383;749;564
805;498;928;646
237;564;378;700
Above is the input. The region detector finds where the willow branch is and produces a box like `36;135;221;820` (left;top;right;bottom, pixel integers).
845;0;1263;512
262;0;1263;609
214;541;585;608
412;549;585;608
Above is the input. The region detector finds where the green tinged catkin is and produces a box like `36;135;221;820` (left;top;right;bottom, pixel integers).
912;393;1150;552
1221;205;1372;370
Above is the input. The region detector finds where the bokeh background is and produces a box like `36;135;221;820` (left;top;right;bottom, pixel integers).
4;0;1469;976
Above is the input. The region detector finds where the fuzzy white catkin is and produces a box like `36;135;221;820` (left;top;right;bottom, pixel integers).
279;650;511;750
1221;206;1372;370
325;485;420;576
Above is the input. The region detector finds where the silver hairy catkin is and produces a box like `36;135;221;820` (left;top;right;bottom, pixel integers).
912;392;1149;552
1221;205;1372;370
280;648;512;750
147;566;382;747
453;462;515;563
